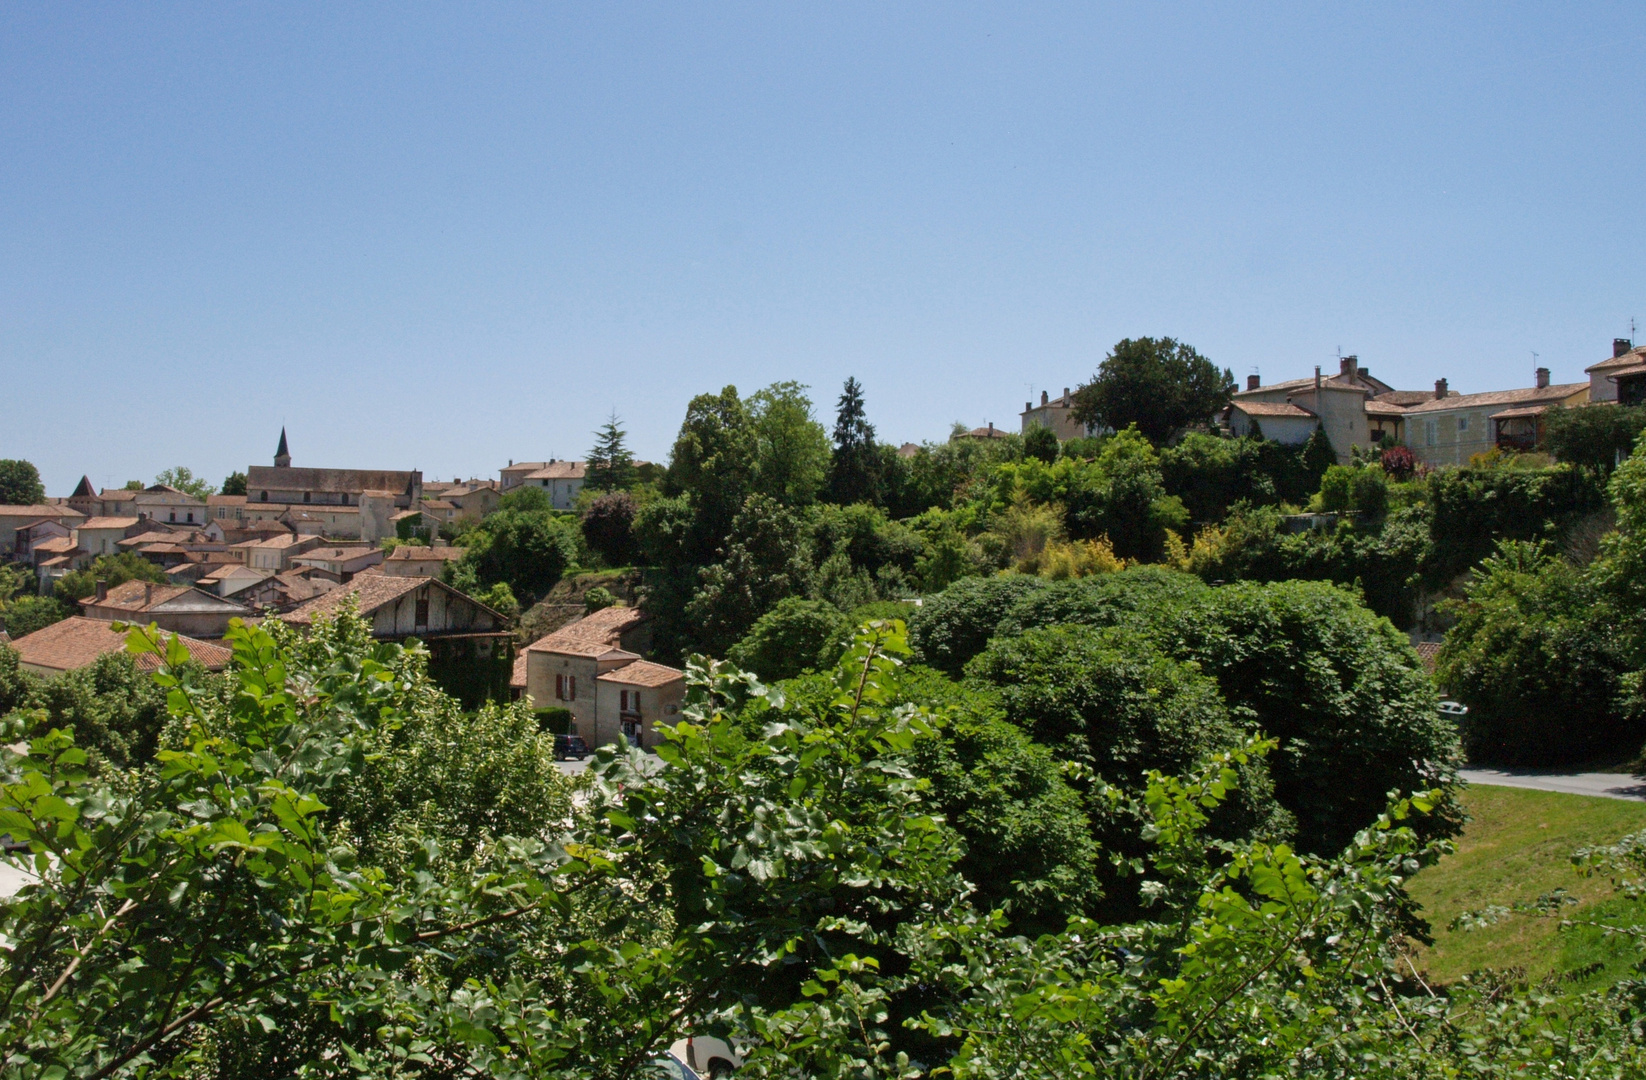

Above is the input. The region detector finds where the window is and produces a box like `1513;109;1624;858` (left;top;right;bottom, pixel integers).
620;689;639;713
168;511;176;522
186;511;194;522
1425;420;1437;446
303;492;311;503
260;492;268;502
415;596;429;628
556;674;577;701
1458;415;1469;433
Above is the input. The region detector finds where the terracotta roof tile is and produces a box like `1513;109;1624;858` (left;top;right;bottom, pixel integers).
1231;401;1316;418
77;517;141;530
385;546;465;561
9;616;232;673
280;574;426;624
554;605;649;644
1400;382;1588;414
597;660;685;688
523;461;586;480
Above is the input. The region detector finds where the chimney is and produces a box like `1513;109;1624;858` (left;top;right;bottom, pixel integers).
143;583;153;607
1339;355;1359;379
1025;401;1032;413
1062;387;1070;400
95;579;107;602
1246;374;1261;391
1536;367;1550;389
1435;378;1449;399
1314;365;1322;391
987;422;994;435
1616;338;1634;358
1040;390;1049;405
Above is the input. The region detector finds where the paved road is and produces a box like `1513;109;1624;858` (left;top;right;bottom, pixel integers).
1461;769;1646;802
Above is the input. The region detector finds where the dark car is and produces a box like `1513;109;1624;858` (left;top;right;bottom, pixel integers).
554;734;590;761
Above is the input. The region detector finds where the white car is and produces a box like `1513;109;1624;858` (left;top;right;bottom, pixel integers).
1438;701;1469;717
666;1036;741;1077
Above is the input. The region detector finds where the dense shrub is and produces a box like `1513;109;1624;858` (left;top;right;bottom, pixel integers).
907;574;1050;675
1153;579;1460;854
1160;433;1317;522
1424;465;1607;587
1436;540;1628;765
580;490;639;567
1545;402;1646;473
726;597;852;682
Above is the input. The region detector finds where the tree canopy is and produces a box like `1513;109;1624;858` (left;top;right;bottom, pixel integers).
1071;337;1234;444
584;411;637;492
153;465;216;499
827;376;880;505
0;459;45;505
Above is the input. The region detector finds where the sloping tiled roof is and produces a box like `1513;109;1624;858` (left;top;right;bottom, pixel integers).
280;574;425;624
1363;399;1410;416
78;517;141;531
385;546;465;562
83;580;248;615
0;504;81;520
1373;390;1452;407
1400;382;1588;414
246;465;419;495
524;461;586;480
1598;361;1646;382
9;616;232;673
208;494;248;506
510;649;529;689
1413;641;1442;673
1490;404;1553;420
555;605;649;645
597;660;685;688
32;536;80;554
1231;401;1315;418
1586;347;1646;373
528;636;639;660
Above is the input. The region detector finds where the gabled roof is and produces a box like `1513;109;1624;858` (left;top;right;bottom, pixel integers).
1373;390;1451;407
82;580;250;615
385;546;465;562
1586;346;1646;374
1400;382;1588;414
1230;400;1315;418
523;461;586;481
246;465;421;495
530;637;640;660
32;535;81;554
78;517;141;531
279;574;501;627
597;660;685;688
9;617;233;673
0;504;83;520
553;604;649;645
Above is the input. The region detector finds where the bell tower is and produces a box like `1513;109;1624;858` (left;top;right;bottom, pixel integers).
274;427;291;468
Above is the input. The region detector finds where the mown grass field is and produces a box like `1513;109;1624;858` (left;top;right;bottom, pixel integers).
1406;785;1646;988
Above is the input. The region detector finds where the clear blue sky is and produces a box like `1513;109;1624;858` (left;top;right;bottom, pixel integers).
4;3;1644;495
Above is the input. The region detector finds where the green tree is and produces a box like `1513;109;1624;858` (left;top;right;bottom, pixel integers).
663;385;758;563
1437;540;1625;764
153;465;216;499
826;376;881;505
221;470;248;496
0;459;46;505
584;411;637;492
748;381;831;506
579;490;639;567
1070;337;1234;444
685;493;814;655
1023;423;1060;464
726;596;852;681
1301;423;1338;481
54;552;167;604
448;508;578;601
1545;401;1646;473
0;595;70;637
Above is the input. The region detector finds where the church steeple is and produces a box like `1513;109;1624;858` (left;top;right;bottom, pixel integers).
274;427;291;468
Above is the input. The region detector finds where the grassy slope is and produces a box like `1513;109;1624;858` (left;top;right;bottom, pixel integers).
1407;786;1646;986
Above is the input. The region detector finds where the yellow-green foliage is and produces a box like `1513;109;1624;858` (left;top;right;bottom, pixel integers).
1035;537;1126;579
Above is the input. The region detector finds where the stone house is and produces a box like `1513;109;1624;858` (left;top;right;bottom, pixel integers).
500;460;586;509
381;546;466;577
289;545;384;583
595;661;687;749
241;429;421;543
0;505;83;557
1019;388;1092;441
1586;339;1646;406
517;606;678;749
76;517;143;558
1401;374;1589;467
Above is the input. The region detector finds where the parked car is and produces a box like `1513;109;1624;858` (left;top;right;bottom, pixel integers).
1438;701;1469;717
553;734;590;760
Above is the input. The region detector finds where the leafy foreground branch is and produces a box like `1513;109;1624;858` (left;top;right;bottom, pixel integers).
4;617;1646;1077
